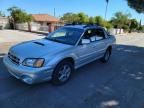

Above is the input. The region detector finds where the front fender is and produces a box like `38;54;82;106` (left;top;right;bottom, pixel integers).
44;52;78;69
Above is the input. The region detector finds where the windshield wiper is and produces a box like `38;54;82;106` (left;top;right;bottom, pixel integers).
45;38;65;44
45;37;74;45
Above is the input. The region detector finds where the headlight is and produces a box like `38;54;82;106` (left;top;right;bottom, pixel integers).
22;58;45;68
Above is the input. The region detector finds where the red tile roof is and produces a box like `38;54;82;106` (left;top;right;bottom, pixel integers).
32;14;59;22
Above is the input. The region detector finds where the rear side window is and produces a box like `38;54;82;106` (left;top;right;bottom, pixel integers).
93;29;105;40
82;28;105;42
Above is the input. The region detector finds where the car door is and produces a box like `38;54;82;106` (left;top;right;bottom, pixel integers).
90;28;108;58
76;29;98;66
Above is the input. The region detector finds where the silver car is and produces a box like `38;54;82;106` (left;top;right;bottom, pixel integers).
3;25;116;85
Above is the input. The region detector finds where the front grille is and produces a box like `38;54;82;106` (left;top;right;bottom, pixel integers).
8;52;20;65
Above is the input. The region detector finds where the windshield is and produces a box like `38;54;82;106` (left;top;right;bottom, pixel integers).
45;27;84;45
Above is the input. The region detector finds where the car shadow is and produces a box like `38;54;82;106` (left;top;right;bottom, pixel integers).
79;44;144;108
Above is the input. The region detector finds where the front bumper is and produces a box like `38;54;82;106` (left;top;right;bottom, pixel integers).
3;56;54;84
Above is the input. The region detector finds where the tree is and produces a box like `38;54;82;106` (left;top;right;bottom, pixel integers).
94;16;112;30
126;0;144;13
111;12;131;28
61;12;89;24
129;19;139;32
8;6;32;23
61;13;112;30
138;26;144;32
110;12;131;33
77;12;89;24
60;12;71;23
7;6;32;30
88;17;95;24
0;11;5;17
104;21;113;30
0;11;3;16
61;13;81;23
95;16;104;26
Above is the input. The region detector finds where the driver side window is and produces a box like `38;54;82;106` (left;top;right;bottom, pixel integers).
94;29;105;41
83;29;93;39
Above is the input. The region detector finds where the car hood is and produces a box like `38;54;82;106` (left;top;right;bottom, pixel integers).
10;38;72;58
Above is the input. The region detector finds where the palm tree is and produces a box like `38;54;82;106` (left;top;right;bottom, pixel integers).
105;0;109;20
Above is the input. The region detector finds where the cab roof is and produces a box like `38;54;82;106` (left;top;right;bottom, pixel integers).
64;24;103;30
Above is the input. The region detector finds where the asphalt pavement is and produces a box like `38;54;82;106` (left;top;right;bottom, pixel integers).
0;30;144;108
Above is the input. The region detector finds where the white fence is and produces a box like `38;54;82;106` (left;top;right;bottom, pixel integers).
16;22;49;32
108;28;124;35
16;23;124;35
16;23;29;31
0;17;10;29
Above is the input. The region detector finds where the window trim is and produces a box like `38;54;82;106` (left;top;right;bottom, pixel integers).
76;27;108;46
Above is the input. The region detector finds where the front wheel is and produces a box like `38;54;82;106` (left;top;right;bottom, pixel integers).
52;61;74;85
101;48;111;63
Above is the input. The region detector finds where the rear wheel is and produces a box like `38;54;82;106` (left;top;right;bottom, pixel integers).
52;61;74;85
101;48;111;63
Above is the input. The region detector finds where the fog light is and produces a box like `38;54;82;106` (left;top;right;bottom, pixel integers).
22;76;33;84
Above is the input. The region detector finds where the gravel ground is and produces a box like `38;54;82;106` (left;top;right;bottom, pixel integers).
0;30;45;43
0;30;45;53
116;33;144;46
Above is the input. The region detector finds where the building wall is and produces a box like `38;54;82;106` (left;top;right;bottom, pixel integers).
16;23;29;31
16;21;63;33
109;28;124;35
16;22;49;33
0;17;9;29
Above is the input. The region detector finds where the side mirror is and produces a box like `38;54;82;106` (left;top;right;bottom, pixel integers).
81;39;90;44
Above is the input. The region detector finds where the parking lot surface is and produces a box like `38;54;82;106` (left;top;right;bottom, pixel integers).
0;30;144;108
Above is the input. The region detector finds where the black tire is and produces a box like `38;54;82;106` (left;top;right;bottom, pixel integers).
101;48;111;63
52;61;74;85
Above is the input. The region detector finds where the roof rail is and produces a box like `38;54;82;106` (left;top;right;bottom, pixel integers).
64;22;83;26
64;24;73;26
83;24;99;28
64;23;102;28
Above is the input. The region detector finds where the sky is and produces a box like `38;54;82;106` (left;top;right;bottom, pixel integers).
0;0;144;24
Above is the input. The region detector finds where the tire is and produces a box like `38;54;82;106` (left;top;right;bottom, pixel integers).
101;48;111;63
52;61;74;85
